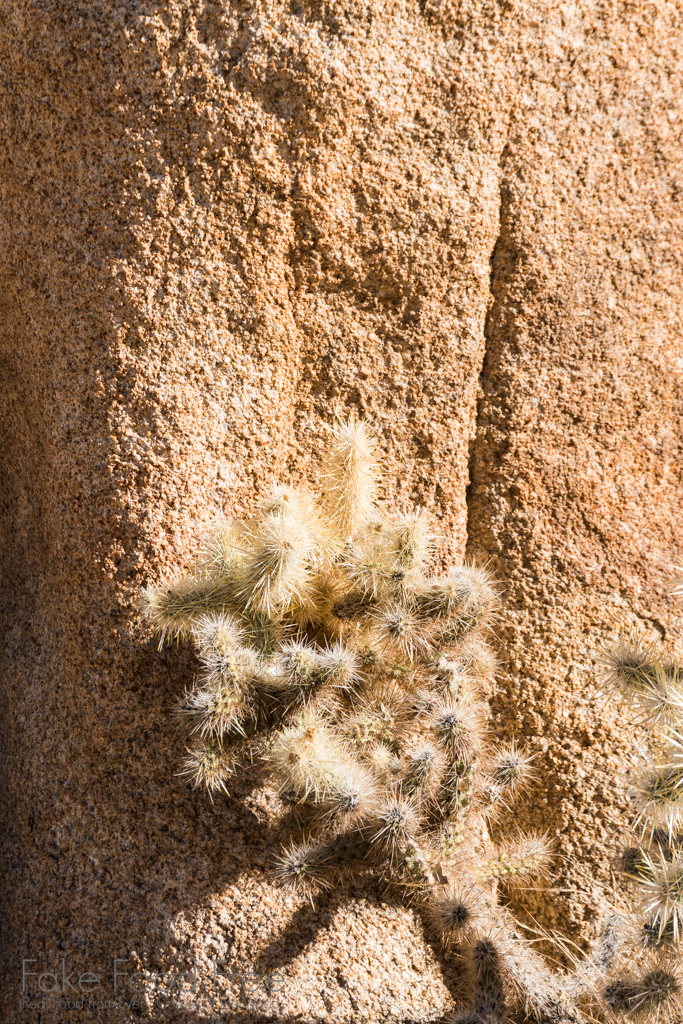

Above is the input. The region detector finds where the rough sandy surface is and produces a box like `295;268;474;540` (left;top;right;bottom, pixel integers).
1;1;682;1021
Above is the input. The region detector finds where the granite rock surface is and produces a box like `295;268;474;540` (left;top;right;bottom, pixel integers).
1;1;682;1021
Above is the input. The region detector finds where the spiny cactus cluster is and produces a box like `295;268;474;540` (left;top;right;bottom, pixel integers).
141;419;671;1023
591;616;683;1022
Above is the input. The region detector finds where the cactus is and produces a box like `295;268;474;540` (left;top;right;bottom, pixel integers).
588;613;683;1023
143;418;660;1022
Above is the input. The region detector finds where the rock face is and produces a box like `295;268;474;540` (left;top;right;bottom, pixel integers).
1;1;681;1021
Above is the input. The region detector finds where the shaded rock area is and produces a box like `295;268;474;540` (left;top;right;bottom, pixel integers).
1;0;681;1020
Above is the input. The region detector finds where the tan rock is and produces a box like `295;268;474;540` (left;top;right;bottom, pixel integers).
1;0;681;1020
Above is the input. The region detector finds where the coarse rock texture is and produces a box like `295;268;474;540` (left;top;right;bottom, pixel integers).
1;1;682;1021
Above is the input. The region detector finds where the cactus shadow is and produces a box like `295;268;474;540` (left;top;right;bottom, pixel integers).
49;637;467;1023
249;875;465;1013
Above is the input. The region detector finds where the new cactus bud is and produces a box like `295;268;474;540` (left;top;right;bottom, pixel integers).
421;564;498;622
316;761;378;826
428;883;486;943
175;680;252;740
372;600;434;659
316;640;360;688
274;840;333;898
142;574;234;645
387;510;437;587
177;740;235;797
237;512;319;618
266;715;349;804
199;516;248;577
429;697;485;764
367;796;421;861
479;833;551;885
321;418;380;540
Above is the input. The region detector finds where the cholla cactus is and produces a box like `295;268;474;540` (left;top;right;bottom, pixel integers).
589;623;683;1022
143;419;617;1022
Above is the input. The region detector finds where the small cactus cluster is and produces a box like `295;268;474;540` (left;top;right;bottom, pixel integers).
589;620;683;1021
141;419;676;1023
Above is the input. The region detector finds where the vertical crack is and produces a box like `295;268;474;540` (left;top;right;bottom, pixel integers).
465;172;509;562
